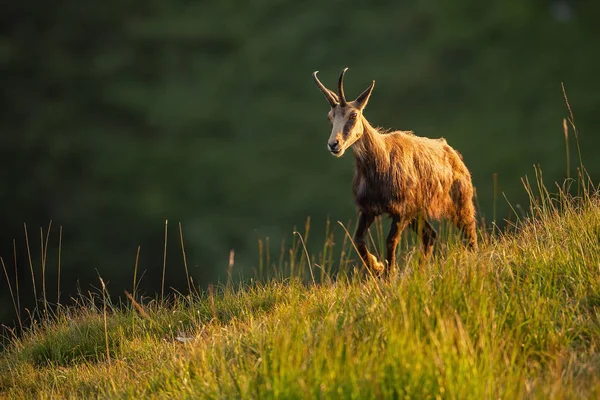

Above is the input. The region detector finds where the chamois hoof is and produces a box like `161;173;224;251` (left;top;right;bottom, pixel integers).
367;254;385;275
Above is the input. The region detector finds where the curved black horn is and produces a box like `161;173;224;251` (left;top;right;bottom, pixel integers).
337;67;348;106
312;71;338;107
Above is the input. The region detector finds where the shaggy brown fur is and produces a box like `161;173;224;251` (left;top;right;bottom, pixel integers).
313;68;477;272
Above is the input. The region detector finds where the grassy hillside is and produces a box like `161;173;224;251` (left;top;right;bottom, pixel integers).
4;2;600;321
2;173;600;398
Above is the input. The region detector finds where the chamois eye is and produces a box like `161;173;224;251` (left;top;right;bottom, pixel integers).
349;113;357;120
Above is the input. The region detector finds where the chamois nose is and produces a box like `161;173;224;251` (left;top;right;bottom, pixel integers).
328;140;339;151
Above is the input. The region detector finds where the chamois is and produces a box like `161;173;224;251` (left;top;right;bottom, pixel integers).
313;68;477;272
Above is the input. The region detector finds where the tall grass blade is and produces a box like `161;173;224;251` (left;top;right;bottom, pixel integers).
132;245;141;300
178;222;192;296
161;219;168;303
57;226;62;306
293;231;315;285
12;239;21;328
98;275;111;366
23;223;37;302
1;257;22;332
41;221;52;315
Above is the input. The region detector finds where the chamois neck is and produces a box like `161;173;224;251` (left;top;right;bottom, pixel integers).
352;116;387;165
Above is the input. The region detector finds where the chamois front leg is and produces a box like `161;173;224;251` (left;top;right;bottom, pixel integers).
386;215;410;270
354;212;384;273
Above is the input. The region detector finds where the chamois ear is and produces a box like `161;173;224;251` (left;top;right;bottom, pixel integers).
354;80;375;110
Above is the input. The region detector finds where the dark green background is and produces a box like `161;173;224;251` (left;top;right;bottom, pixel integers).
1;1;598;325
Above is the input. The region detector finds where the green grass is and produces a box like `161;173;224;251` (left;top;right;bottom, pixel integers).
2;172;600;399
1;71;594;400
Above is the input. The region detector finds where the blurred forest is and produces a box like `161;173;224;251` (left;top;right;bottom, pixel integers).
1;0;599;325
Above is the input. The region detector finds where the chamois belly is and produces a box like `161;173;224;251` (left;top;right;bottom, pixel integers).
353;171;454;219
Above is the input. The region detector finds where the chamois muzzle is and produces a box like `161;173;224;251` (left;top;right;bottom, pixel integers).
328;140;340;153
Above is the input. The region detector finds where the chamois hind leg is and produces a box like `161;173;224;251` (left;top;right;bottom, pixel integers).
410;218;437;258
386;215;411;271
458;217;478;251
450;180;478;250
453;200;478;251
355;212;384;273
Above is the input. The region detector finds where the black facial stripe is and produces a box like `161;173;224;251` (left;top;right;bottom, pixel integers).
343;119;356;136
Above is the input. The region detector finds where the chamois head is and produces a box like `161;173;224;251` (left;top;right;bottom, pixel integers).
313;68;375;157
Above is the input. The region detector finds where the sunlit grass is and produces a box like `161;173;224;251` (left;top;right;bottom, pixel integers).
2;171;600;399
